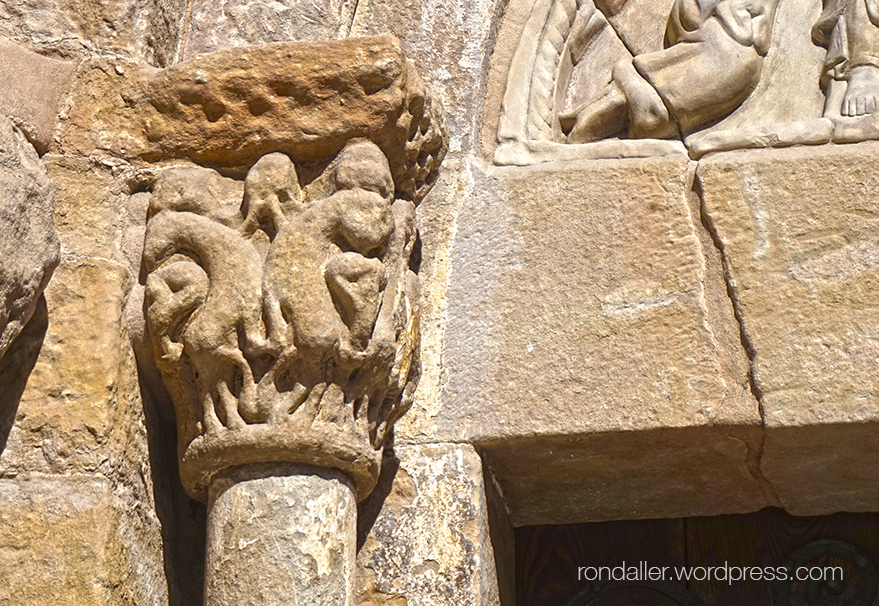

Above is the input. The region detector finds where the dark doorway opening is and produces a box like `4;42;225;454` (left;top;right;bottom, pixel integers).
516;507;879;605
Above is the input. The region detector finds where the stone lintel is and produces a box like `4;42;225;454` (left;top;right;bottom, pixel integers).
479;425;768;526
699;141;879;515
417;156;766;524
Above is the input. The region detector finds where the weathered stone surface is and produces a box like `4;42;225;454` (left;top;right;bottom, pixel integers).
481;426;769;526
494;138;687;166
832;110;879;142
0;0;187;66
698;141;879;514
0;256;171;605
439;156;753;437
56;36;446;203
0;39;75;154
391;158;465;444
205;465;356;606
1;260;132;473
45;155;133;261
0;95;166;601
491;0;869;159
814;0;879;121
701;0;826;133
0;116;59;362
350;0;503;156
0;295;45;454
0;474;167;606
183;0;356;59
412;156;767;524
685;119;833;159
88;35;448;606
142;142;424;503
13;4;879;605
356;444;506;606
499;0;790;146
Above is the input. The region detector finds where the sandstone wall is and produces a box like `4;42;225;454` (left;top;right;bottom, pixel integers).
2;0;879;605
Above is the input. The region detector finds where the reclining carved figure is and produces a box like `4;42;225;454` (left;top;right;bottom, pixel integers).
560;0;780;141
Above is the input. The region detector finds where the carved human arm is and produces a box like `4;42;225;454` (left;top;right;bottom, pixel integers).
667;0;777;56
712;0;778;55
868;0;879;25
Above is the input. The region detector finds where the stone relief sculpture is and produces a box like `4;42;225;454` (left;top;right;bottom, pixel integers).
497;0;879;164
560;0;779;142
129;36;445;606
814;0;879;117
143;139;421;504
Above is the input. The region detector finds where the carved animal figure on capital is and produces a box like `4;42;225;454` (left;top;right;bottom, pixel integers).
560;0;780;141
141;139;424;501
813;0;879;117
262;140;397;368
143;173;271;430
144;141;409;413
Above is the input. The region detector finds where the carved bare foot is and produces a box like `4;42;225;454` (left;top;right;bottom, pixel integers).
559;84;629;143
613;60;677;139
842;66;879;116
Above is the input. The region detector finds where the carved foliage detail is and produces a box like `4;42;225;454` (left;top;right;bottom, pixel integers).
143;141;420;501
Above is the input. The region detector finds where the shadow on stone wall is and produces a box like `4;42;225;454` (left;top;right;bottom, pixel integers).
138;370;207;606
0;295;48;456
357;437;401;552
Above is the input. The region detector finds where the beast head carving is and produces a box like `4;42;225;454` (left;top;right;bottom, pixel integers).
143;140;425;502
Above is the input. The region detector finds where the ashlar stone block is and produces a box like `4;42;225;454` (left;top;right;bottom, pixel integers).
422;156;767;525
1;259;136;474
698;141;879;515
356;443;509;606
350;0;504;156
0;474;167;606
0;0;186;66
183;0;355;59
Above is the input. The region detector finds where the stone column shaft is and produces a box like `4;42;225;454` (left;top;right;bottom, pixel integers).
205;465;356;606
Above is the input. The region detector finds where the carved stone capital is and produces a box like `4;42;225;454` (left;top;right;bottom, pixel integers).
140;37;446;503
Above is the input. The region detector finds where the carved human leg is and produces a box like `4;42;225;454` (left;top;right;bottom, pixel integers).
842;0;879;115
559;58;676;143
559;83;629;143
560;0;778;141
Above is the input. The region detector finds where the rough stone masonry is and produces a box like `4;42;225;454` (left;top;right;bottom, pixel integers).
2;0;879;605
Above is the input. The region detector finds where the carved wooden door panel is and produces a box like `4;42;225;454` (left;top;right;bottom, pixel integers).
516;508;879;606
